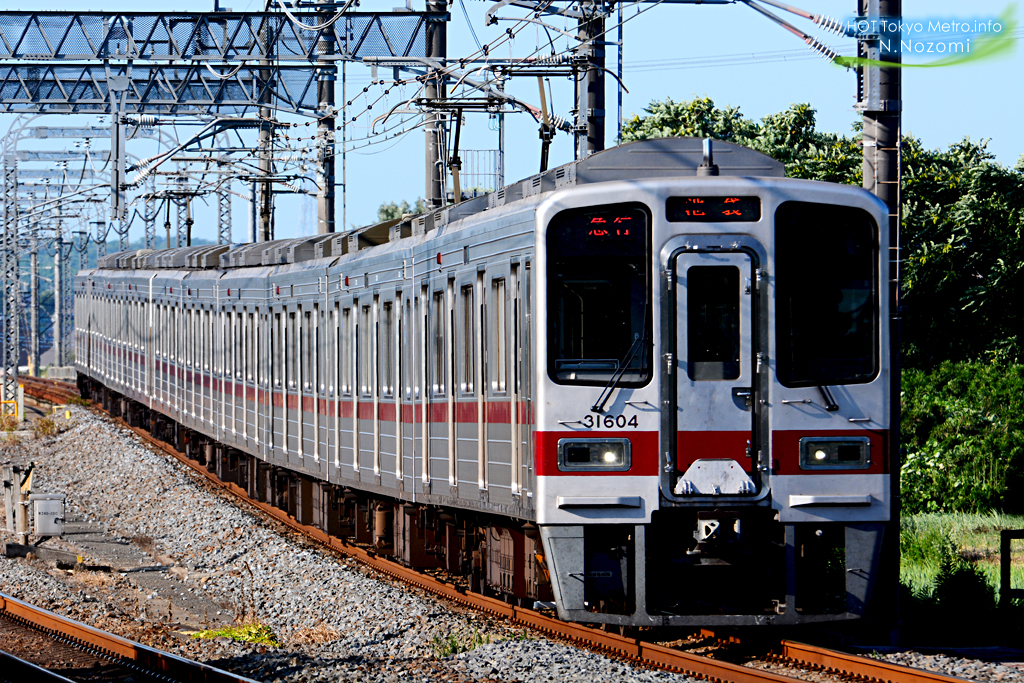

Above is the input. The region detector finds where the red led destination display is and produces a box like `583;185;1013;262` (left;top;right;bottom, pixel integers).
666;196;761;223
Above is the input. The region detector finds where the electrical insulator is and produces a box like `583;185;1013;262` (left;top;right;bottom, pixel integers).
813;14;850;37
805;37;839;62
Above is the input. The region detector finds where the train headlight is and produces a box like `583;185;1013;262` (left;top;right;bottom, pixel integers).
557;438;631;472
799;437;871;470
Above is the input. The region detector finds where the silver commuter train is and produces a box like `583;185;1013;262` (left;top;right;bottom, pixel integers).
75;138;892;626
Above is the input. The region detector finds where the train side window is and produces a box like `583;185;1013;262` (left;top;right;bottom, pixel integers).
687;266;741;381
775;201;879;387
491;279;507;394
430;291;446;396
546;204;652;386
380;301;394;398
460;284;475;395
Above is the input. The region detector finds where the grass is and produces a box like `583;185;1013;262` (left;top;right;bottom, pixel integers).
192;623;281;647
901;511;1024;599
431;629;491;658
900;512;1024;644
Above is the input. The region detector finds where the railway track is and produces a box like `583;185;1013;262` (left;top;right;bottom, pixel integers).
18;375;972;683
0;591;258;683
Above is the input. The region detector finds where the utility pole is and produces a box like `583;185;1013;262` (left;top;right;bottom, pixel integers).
576;0;606;158
54;233;63;368
144;183;155;249
858;0;901;636
2;154;19;407
176;186;188;248
425;0;447;209
28;214;38;377
258;20;275;242
218;186;231;245
316;0;336;235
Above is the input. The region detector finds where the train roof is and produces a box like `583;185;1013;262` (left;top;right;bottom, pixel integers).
97;137;784;272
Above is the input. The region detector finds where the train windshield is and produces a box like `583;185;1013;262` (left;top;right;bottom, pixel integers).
546;204;652;386
775;201;879;387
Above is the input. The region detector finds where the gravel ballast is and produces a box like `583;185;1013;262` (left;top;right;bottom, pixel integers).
0;406;692;682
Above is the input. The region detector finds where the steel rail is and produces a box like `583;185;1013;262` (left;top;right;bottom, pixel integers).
780;641;972;683
0;650;77;683
19;377;970;683
0;592;260;683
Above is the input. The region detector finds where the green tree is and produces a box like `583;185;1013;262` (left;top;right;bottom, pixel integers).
377;198;426;223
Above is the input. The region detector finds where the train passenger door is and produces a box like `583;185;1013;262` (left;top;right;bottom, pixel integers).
673;247;760;494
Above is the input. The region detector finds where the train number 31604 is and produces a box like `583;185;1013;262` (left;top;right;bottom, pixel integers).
581;414;639;429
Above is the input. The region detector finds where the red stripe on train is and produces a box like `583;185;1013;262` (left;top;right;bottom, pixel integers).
535;430;659;477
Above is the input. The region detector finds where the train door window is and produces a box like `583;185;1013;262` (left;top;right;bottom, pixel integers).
546;204;652;386
687;266;741;381
775;201;879;387
380;301;394;398
286;311;296;390
491;279;507;394
359;304;373;398
232;312;241;380
340;307;352;396
188;308;195;368
248;312;256;383
254;309;262;387
204;310;211;371
430;291;446;396
459;284;475;395
315;305;323;393
403;298;416;400
303;309;312;391
328;305;336;395
273;313;282;388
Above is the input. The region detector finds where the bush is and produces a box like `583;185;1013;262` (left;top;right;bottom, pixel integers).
901;361;1024;513
33;417;60;438
0;413;18;432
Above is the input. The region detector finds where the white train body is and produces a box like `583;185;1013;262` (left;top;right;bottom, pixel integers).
75;139;892;626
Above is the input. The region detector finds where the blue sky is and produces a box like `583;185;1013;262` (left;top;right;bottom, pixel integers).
4;0;1021;244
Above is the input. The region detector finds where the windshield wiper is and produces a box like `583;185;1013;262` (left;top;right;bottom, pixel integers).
591;333;645;413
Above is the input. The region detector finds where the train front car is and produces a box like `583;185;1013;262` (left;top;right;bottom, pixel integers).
535;139;891;626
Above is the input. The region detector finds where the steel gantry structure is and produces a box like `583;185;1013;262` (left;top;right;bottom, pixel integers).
0;6;444;402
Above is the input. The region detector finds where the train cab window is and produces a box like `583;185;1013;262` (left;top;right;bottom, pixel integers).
775;201;879;387
546;204;652;386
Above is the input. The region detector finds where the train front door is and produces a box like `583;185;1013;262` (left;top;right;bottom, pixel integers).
672;247;760;495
